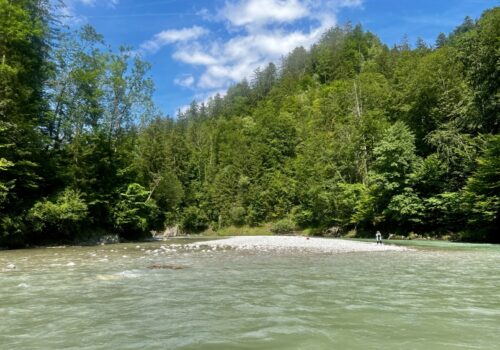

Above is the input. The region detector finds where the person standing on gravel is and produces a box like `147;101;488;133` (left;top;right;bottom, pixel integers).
376;231;383;245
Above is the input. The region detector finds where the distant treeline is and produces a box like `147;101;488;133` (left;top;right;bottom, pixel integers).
0;1;498;247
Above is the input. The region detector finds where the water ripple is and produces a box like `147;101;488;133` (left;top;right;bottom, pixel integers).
1;240;500;349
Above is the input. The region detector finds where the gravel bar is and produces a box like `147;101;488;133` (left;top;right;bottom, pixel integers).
189;236;410;253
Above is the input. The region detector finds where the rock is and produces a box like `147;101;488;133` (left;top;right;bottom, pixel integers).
148;264;189;270
186;236;411;253
152;225;183;240
165;225;182;237
324;226;342;237
99;235;120;245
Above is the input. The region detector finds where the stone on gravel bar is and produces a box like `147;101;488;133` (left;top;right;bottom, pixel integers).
187;236;410;253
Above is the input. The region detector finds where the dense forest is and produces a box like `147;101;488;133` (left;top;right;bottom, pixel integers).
0;1;498;247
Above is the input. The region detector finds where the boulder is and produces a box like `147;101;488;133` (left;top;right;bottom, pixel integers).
99;235;120;245
152;225;183;240
324;226;342;237
148;264;189;270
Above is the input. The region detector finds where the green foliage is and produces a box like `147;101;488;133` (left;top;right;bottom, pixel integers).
455;8;499;132
424;192;464;230
462;135;500;237
368;122;419;207
293;208;315;228
0;129;14;206
371;122;419;188
466;135;500;198
0;0;51;246
1;5;499;246
334;183;368;227
112;183;159;238
28;189;88;238
385;188;425;224
270;217;296;234
180;206;209;233
229;206;246;227
359;122;425;229
207;224;273;237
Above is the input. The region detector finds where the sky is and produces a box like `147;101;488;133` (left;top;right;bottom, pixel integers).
58;0;498;116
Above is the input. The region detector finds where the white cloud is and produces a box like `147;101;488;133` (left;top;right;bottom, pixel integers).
140;0;363;97
192;27;324;90
174;75;195;88
141;26;208;53
183;0;363;90
172;50;218;66
220;0;309;27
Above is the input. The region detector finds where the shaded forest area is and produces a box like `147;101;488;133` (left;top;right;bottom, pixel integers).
0;1;498;247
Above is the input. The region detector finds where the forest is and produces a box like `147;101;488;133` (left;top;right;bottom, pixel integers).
0;1;498;247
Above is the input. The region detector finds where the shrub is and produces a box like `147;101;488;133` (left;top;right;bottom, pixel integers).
229;206;246;226
28;188;88;238
245;206;265;227
113;183;159;239
180;206;209;233
293;208;314;228
271;217;296;234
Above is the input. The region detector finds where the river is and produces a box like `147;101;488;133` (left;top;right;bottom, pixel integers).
1;239;500;349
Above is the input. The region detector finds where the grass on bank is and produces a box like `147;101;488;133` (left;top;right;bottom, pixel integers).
201;224;274;237
195;218;489;244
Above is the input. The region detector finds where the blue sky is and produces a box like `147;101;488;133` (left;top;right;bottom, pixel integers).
60;0;498;116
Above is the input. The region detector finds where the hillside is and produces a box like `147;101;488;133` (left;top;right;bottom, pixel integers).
0;2;498;247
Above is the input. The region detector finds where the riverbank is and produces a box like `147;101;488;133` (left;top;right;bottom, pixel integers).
199;224;462;242
188;235;410;253
0;225;489;251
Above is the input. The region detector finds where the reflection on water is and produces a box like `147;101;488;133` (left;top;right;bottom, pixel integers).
1;239;500;350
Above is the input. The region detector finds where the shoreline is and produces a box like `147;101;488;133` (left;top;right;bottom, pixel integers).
2;233;495;252
188;235;411;253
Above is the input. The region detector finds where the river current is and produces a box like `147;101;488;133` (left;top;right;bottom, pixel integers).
1;239;500;349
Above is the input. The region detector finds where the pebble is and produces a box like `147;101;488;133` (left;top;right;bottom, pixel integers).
186;236;410;254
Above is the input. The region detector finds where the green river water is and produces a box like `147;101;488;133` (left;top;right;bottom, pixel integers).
1;239;500;350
